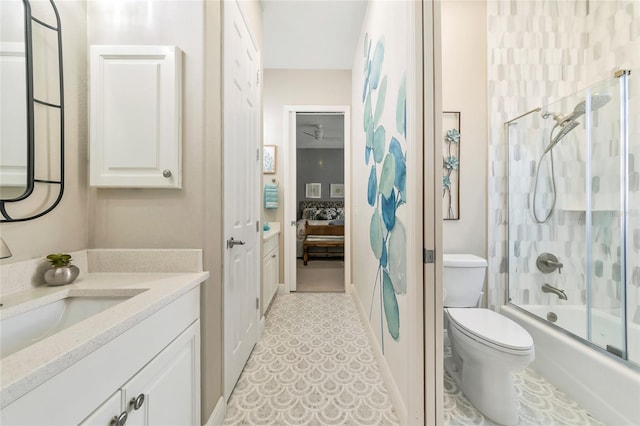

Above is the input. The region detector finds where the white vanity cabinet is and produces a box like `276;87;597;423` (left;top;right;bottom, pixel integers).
80;321;199;426
1;287;201;426
262;234;279;315
80;390;122;426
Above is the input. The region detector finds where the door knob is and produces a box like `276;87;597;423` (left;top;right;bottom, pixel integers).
227;237;246;249
162;169;172;178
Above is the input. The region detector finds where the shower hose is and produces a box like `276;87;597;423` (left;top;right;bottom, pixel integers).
531;123;562;224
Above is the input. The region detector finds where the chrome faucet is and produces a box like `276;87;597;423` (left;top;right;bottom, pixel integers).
537;253;563;274
542;283;567;300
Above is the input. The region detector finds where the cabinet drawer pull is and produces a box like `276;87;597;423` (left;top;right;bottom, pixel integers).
271;254;276;258
110;411;128;426
130;393;145;410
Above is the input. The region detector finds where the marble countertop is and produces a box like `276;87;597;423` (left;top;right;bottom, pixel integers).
263;222;280;241
0;271;208;408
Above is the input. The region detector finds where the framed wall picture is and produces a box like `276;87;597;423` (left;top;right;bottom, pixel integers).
330;183;344;198
263;145;276;174
305;183;321;199
442;111;460;220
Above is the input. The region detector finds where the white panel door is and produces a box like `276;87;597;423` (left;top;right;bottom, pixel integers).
223;0;260;400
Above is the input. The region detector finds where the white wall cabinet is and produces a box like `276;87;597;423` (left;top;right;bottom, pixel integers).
262;234;279;315
89;45;182;188
1;288;200;426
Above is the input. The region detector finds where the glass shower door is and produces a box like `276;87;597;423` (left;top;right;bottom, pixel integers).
506;72;632;364
585;76;628;359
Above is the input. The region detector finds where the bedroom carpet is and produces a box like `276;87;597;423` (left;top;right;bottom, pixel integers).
296;259;345;292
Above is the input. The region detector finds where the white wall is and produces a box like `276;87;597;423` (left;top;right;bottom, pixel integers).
0;1;89;263
0;0;264;420
85;4;216;418
86;0;263;422
351;1;423;422
87;1;207;250
441;0;487;259
262;69;351;282
0;1;265;422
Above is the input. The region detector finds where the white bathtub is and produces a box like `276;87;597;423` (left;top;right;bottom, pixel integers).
501;304;640;425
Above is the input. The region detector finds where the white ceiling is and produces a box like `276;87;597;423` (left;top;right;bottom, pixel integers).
261;0;367;70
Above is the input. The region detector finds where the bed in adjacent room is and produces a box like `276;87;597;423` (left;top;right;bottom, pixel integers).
295;201;345;260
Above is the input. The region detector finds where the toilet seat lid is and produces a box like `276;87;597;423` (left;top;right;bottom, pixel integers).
447;308;533;352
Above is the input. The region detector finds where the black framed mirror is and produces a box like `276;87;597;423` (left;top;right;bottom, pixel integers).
0;0;64;222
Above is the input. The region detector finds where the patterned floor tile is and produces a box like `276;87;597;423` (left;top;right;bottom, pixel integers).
443;366;604;426
224;292;602;425
223;293;400;426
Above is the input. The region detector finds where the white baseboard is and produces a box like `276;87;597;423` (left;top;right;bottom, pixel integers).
203;396;226;426
277;282;286;294
258;315;266;339
349;284;407;424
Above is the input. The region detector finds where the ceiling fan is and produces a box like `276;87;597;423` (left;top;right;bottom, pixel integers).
302;125;341;141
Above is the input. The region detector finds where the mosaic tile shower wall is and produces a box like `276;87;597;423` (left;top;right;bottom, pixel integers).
507;81;627;317
487;0;640;336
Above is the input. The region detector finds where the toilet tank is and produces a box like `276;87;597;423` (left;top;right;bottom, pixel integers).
443;254;487;307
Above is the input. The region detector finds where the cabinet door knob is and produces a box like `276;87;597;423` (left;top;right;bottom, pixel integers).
110;411;128;426
162;169;172;178
130;393;145;410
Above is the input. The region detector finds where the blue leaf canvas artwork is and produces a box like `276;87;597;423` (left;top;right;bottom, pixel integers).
361;33;407;350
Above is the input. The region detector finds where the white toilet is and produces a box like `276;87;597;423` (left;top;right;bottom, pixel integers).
443;254;534;426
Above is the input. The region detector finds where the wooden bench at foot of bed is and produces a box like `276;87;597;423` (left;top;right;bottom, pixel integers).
302;223;345;265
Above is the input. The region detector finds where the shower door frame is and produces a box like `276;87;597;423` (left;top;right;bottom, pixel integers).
504;72;633;366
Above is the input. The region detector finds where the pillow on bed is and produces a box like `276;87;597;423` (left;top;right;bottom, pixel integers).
302;208;323;220
302;207;345;220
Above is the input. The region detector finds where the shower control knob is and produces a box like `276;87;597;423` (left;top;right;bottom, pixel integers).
162;169;172;178
536;253;563;274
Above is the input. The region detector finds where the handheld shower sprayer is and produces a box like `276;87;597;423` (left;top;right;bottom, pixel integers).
539;93;611;154
543;120;580;154
541;93;611;125
532;93;611;223
566;93;611;121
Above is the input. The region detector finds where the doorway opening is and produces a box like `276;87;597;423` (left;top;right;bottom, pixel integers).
295;112;345;292
283;106;351;295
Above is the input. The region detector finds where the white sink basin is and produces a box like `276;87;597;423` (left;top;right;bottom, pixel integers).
1;295;132;358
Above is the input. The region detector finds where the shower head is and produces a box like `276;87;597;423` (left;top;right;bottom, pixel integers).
566;93;611;121
543;120;580;154
546;93;611;125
